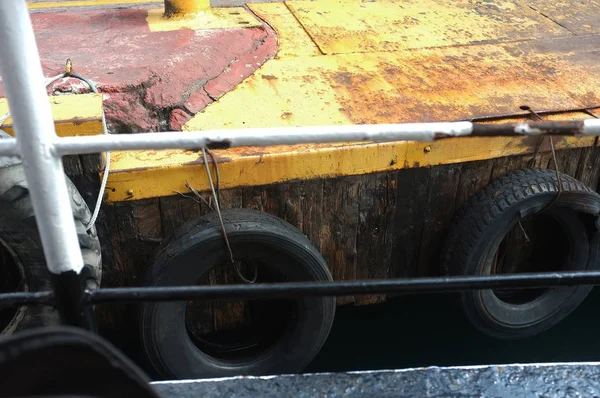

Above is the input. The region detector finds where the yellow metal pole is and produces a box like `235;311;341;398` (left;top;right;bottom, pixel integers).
164;0;210;16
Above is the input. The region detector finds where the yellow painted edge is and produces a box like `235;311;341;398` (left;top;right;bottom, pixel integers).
147;7;262;32
28;0;162;9
0;94;104;138
103;135;596;203
2;119;104;139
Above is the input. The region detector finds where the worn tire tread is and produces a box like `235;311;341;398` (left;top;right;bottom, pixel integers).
442;168;597;276
0;163;102;334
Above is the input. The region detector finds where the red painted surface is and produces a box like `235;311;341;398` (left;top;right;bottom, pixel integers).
204;25;277;99
184;89;213;114
0;7;278;132
169;108;192;130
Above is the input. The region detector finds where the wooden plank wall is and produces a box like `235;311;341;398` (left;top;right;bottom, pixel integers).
88;145;600;333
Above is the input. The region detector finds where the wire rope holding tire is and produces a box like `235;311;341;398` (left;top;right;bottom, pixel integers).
441;168;600;339
0;161;103;337
138;209;336;380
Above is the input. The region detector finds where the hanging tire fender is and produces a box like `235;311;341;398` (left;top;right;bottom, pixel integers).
139;208;335;380
441;168;600;339
0;162;102;336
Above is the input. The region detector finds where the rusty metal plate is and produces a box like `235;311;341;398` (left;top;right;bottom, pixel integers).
185;35;600;131
527;0;600;35
285;0;571;55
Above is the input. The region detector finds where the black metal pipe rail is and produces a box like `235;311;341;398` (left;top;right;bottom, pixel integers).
3;270;600;309
0;291;54;307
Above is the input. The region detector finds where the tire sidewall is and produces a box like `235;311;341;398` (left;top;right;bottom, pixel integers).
0;204;56;334
141;219;335;380
0;163;102;336
461;196;592;338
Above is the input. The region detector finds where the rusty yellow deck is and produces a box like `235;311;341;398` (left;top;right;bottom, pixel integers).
33;0;600;203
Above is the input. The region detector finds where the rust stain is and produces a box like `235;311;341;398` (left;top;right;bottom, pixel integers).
206;139;231;150
317;36;600;125
514;135;540;153
469;120;585;137
301;74;318;84
261;74;278;80
63;116;102;126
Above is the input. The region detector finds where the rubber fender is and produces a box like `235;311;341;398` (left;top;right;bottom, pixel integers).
138;209;335;380
0;163;102;337
441;168;600;339
0;326;161;398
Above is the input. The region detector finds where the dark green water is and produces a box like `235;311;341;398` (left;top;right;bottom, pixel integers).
108;288;600;379
306;288;600;373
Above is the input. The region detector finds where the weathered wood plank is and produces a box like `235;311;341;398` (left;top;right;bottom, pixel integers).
533;150;554;170
389;167;431;279
575;145;593;182
454;160;494;209
159;194;202;237
586;141;600;191
575;141;600;190
219;188;244;210
95;204;116;284
113;199;163;286
354;173;397;305
551;148;582;178
80;154;104;174
491;154;534;181
295;180;324;249
261;181;324;248
320;177;360;305
94;203;136;342
62;155;83;176
101;200;163;343
242;186;265;211
263;183;295;224
417;164;462;277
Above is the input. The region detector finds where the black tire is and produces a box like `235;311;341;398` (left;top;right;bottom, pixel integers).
0;163;102;336
442;168;600;339
139;209;336;380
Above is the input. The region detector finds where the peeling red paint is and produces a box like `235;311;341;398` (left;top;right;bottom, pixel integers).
144;28;270;109
184;89;213;114
0;7;279;133
169;108;192;130
204;25;278;99
104;91;159;133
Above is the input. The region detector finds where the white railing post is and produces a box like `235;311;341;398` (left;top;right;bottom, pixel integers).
0;0;89;325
